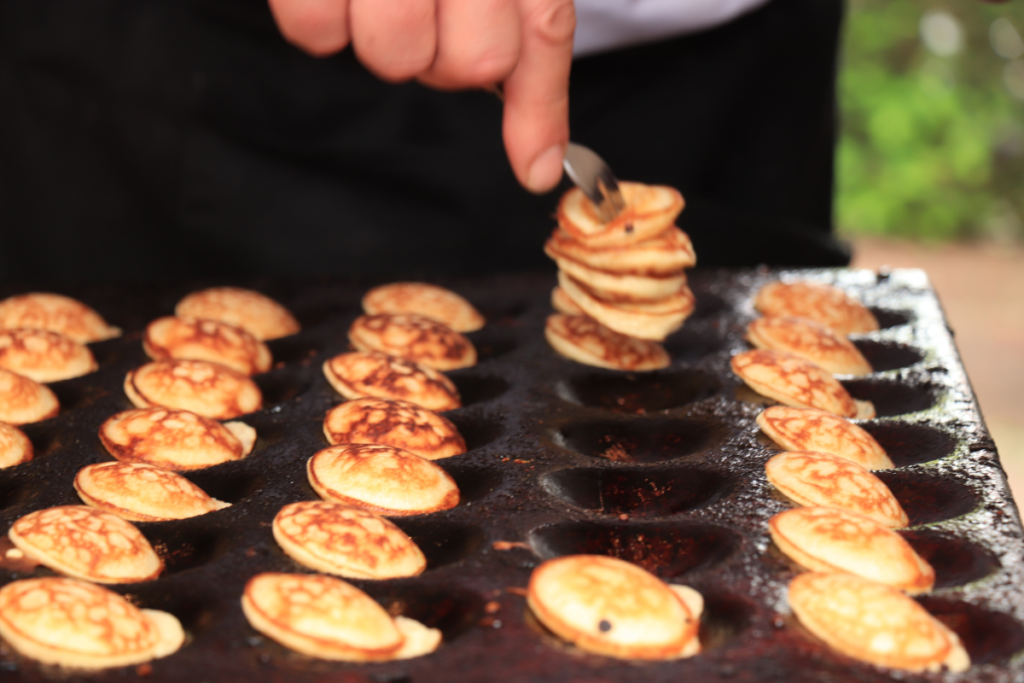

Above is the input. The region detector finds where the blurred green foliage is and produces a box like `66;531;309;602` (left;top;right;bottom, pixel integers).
838;0;1024;241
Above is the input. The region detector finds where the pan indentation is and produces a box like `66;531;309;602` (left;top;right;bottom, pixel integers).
392;521;487;571
557;416;728;464
902;530;1000;589
841;379;938;417
254;372;310;407
447;374;509;407
871;308;912;329
445;413;503;452
542;466;731;517
875;471;980;526
916;597;1024;666
663;328;728;363
368;584;487;641
557;369;721;414
851;340;924;373
860;421;956;467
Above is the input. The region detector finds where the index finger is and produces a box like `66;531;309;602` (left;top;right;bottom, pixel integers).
501;0;575;193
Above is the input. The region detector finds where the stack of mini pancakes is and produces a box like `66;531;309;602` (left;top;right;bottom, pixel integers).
543;182;697;371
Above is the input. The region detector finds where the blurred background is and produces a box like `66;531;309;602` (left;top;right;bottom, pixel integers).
839;0;1024;498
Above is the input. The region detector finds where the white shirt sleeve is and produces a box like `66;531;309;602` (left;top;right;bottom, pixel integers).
573;0;773;57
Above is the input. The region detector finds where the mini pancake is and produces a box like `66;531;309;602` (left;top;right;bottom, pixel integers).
765;451;907;528
545;226;695;276
348;314;477;371
99;407;256;471
755;281;879;336
144;316;272;375
0;577;184;669
731;349;875;419
362;282;484;333
747;316;872;376
0;421;33;468
273;501;427;579
125;359;263;420
770;507;934;594
323;351;460;412
0;367;59;425
75;461;230;522
757;406;893;470
0;293;121;343
557;182;684;248
789;572;969;673
175;287;300;340
551;286;585;315
0;329;97;383
242;573;440;662
551;254;687;302
9;505;163;584
323;398;466;460
308;444;459;516
527;555;702;660
545;314;670;371
559;271;693;341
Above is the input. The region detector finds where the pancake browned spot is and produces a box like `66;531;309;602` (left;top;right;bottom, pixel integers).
756;406;892;470
0;577;184;669
551;286;585;315
747;316;872;376
175;287;300;341
144;316;272;375
362;283;484;333
558;271;694;341
0;329;97;383
0;293;121;343
527;555;702;660
545;226;695;276
732;350;873;419
9;505;163;584
75;461;230;522
99;407;255;471
755;281;879;336
242;573;441;662
125;359;262;420
789;573;969;673
0;421;33;469
545;314;670;371
323;398;465;460
273;501;426;580
308;444;459;516
770;507;934;594
323;351;460;412
765;451;907;528
0;368;59;425
557;182;684;248
348;314;477;371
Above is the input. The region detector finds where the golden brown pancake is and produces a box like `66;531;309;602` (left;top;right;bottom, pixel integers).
323;398;466;460
747;316;872;376
765;451;907;528
558;271;693;341
551;254;687;303
527;555;702;660
125;359;263;420
323;351;460;412
0;329;97;383
0;421;33;468
731;350;874;419
545;226;695;276
770;507;933;593
99;407;256;471
144;316;272;375
0;293;121;343
756;406;893;470
755;282;879;336
551;286;585;315
545;314;670;371
362;283;484;333
557;182;684;248
273;501;427;580
75;461;231;522
0;367;59;425
789;572;969;673
307;444;459;516
9;505;163;584
348;314;477;371
242;573;441;662
0;577;184;669
175;287;300;341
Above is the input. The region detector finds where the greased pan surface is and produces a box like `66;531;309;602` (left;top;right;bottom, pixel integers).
0;269;1020;683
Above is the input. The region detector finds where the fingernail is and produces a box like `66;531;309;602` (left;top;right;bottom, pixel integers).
526;145;565;194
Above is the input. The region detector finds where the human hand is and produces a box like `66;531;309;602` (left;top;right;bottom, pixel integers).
268;0;575;193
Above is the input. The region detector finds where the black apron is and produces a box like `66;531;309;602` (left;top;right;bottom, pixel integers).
0;0;848;283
